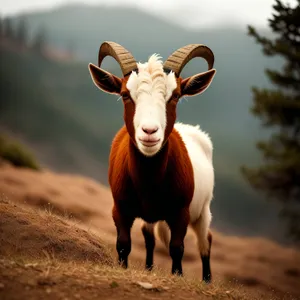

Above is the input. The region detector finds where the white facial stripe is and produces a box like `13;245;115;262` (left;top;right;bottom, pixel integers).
134;97;165;130
126;54;177;156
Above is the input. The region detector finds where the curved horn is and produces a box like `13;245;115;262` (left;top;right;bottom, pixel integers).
98;41;137;76
163;44;214;77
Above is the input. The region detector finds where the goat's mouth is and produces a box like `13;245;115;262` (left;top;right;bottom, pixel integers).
138;138;160;148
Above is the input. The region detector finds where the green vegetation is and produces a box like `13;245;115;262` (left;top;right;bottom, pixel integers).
0;134;40;170
242;0;300;242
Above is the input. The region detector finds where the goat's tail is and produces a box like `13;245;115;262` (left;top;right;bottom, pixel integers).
154;221;170;249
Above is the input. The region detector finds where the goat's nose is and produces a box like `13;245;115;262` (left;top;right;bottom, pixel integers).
142;126;158;135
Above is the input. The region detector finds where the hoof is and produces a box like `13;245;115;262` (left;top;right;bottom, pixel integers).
145;265;153;271
202;276;211;284
118;259;128;269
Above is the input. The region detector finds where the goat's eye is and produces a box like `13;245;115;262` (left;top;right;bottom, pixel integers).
121;93;131;101
173;93;180;101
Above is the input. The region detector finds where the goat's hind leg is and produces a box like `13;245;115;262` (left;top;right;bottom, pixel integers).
191;204;212;283
141;221;155;271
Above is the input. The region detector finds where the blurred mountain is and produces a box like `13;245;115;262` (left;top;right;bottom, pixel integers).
0;4;288;244
9;4;282;164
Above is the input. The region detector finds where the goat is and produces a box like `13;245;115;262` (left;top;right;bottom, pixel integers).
88;41;216;282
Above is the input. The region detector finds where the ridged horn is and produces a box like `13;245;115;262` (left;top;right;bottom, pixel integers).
163;44;214;77
98;41;137;76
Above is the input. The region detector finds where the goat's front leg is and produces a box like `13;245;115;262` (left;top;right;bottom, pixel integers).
112;205;135;269
141;221;155;271
167;208;189;276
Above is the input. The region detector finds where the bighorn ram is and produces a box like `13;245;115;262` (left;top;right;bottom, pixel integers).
88;41;216;282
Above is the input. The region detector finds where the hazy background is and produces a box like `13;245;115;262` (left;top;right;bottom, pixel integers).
0;0;297;244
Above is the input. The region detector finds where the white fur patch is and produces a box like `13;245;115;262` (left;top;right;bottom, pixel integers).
126;54;177;157
174;122;214;224
127;54;177;102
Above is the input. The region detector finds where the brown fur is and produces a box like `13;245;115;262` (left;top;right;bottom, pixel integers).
109;77;195;274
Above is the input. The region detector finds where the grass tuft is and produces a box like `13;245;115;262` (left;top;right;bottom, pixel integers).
0;134;40;170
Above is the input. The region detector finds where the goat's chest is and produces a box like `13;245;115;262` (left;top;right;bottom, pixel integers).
134;182;190;222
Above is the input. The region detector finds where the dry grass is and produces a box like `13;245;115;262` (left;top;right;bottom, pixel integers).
0;200;113;266
1;253;296;300
0;200;239;300
0;255;272;300
0;200;297;300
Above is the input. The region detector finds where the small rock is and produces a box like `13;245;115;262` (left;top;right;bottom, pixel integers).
0;282;4;289
46;288;51;294
135;281;163;292
136;281;153;289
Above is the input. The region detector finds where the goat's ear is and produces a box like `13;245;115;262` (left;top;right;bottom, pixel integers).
181;69;216;97
88;63;122;95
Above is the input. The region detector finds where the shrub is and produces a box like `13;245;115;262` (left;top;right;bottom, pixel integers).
0;134;40;170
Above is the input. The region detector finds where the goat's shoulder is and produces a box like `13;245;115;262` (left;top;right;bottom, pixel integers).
110;126;129;159
109;126;130;186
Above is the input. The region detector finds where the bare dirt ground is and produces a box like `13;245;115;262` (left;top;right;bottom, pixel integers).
1;163;300;299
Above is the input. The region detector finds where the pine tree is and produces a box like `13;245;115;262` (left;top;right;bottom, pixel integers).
0;15;3;38
32;26;47;55
16;17;28;47
3;17;14;40
241;0;300;242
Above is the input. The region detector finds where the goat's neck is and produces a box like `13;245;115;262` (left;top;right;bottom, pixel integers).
128;139;169;186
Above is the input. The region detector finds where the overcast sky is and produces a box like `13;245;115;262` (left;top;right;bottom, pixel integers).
0;0;298;28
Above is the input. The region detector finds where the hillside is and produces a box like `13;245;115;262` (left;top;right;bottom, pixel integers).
0;202;286;300
0;163;300;299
